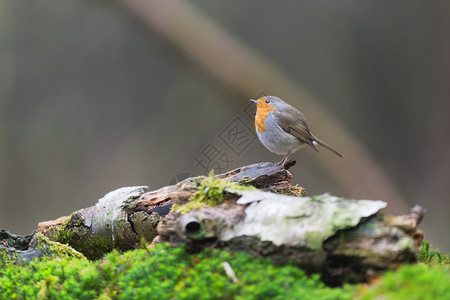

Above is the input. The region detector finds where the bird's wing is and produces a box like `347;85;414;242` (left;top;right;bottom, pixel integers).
273;108;318;151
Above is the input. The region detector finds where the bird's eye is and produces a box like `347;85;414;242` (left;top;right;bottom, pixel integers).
265;100;270;103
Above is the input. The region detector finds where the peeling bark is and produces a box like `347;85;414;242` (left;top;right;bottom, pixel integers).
16;160;424;284
157;191;423;285
38;161;299;260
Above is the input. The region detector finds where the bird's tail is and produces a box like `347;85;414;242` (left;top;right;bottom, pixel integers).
311;134;344;158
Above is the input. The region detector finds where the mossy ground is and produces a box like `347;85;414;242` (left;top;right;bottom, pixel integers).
0;241;448;300
1;174;448;299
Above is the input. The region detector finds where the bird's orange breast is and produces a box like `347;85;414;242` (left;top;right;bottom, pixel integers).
255;105;276;133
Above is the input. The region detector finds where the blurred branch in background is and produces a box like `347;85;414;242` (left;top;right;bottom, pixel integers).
119;0;409;213
0;4;14;214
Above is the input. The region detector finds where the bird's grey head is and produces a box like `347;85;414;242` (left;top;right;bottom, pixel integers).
250;96;289;109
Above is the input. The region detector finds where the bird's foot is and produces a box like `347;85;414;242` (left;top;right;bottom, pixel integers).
277;154;289;167
276;156;296;169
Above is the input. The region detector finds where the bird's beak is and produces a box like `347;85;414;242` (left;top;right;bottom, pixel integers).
250;99;258;104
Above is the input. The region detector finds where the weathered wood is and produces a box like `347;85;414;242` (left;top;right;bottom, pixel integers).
38;216;70;234
28;160;424;284
131;159;302;215
39;161;298;260
216;159;299;192
157;190;423;285
44;186;156;260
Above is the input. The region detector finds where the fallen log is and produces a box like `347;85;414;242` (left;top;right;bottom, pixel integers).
3;160;424;284
39;161;302;260
0;230;85;268
157;190;423;285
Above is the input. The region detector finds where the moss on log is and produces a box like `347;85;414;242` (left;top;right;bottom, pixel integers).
9;160;424;284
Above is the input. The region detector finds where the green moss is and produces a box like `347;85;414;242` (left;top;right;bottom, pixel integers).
34;233;85;261
37;275;59;300
52;215;76;244
274;186;306;197
355;240;449;299
88;236;114;260
0;248;20;269
419;240;449;265
0;233;85;269
290;185;307;196
47;213;114;260
0;243;353;299
172;172;257;214
1;242;449;299
237;175;253;185
356;264;450;300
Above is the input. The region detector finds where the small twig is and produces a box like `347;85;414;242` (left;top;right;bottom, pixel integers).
221;261;238;283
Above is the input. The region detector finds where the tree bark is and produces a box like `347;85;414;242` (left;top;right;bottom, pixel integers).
27;160;424;284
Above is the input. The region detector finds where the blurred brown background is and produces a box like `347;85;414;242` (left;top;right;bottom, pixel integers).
0;1;449;252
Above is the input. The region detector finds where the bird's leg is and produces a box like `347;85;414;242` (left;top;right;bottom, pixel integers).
278;152;291;167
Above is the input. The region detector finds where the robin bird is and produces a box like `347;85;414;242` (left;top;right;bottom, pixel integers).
250;96;343;166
